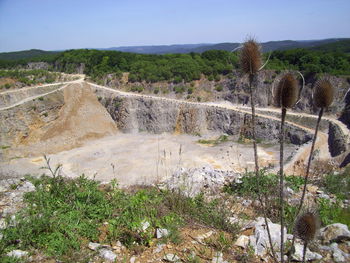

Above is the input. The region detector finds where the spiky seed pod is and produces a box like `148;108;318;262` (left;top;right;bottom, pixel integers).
239;39;262;75
294;211;320;242
274;73;299;108
313;79;334;108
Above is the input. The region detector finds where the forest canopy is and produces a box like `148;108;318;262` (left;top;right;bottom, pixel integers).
0;46;349;83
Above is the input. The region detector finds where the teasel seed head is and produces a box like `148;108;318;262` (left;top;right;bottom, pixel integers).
294;210;320;243
313;78;334;108
239;38;262;75
273;73;299;108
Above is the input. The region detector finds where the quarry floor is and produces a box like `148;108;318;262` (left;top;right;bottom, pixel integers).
0;133;298;186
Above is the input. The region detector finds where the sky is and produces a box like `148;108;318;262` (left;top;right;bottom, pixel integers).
0;0;349;52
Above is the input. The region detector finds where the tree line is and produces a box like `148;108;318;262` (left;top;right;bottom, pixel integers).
0;47;349;83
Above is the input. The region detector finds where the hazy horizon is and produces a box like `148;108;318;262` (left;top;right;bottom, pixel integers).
0;0;349;52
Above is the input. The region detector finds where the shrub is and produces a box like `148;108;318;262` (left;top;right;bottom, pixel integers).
215;84;223;92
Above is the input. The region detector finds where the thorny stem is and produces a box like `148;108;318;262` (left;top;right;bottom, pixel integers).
280;108;287;263
287;107;324;262
249;74;278;263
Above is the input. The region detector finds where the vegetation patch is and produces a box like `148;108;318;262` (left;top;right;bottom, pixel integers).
197;135;229;145
0;174;238;261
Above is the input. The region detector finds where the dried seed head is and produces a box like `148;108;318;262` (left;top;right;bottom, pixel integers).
239;39;262;75
313;79;334;108
274;73;299;108
294;211;320;242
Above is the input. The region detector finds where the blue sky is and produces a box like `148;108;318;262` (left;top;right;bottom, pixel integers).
0;0;349;52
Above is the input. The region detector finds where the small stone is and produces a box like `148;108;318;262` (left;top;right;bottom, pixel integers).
0;219;7;230
99;248;117;262
88;242;101;251
156;228;169;238
130;256;136;263
234;235;249;248
140;220;150;231
163;253;181;262
196;230;214;243
153;244;165;253
6;250;29;258
242;199;252;207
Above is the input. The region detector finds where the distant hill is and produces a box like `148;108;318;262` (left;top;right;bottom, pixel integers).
0;49;58;60
309;39;350;53
0;38;349;61
106;38;349;54
105;44;212;54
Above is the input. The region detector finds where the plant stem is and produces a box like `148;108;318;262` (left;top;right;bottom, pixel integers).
297;107;323;213
280;107;287;263
249;74;277;263
302;241;308;263
287;107;324;262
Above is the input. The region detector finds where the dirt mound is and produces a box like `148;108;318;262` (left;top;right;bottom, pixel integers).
18;82;118;156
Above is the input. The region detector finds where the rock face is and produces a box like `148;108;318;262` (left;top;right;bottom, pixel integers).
27;62;49;70
328;122;348;157
339;87;350;128
96;89;312;145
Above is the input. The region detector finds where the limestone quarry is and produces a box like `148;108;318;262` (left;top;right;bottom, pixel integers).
0;74;349;184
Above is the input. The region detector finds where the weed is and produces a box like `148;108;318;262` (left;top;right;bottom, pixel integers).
197;135;228;145
38;96;44;101
205;232;234;253
0;145;10;150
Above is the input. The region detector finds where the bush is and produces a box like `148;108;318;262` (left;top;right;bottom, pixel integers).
215;84;223;92
174;85;186;94
130;85;144;93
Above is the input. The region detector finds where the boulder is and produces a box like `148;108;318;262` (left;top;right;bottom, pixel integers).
292;243;322;262
320;223;350;244
249;217;287;256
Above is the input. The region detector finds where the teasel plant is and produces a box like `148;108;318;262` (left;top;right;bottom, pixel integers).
299;78;334;209
293;210;320;263
287;77;334;262
273;72;303;262
238;38;278;262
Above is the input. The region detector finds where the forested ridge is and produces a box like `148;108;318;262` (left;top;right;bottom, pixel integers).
0;43;349;83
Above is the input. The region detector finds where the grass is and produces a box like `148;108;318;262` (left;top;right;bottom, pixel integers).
0;175;238;262
0;145;11;150
197;135;229;146
321;167;350;200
